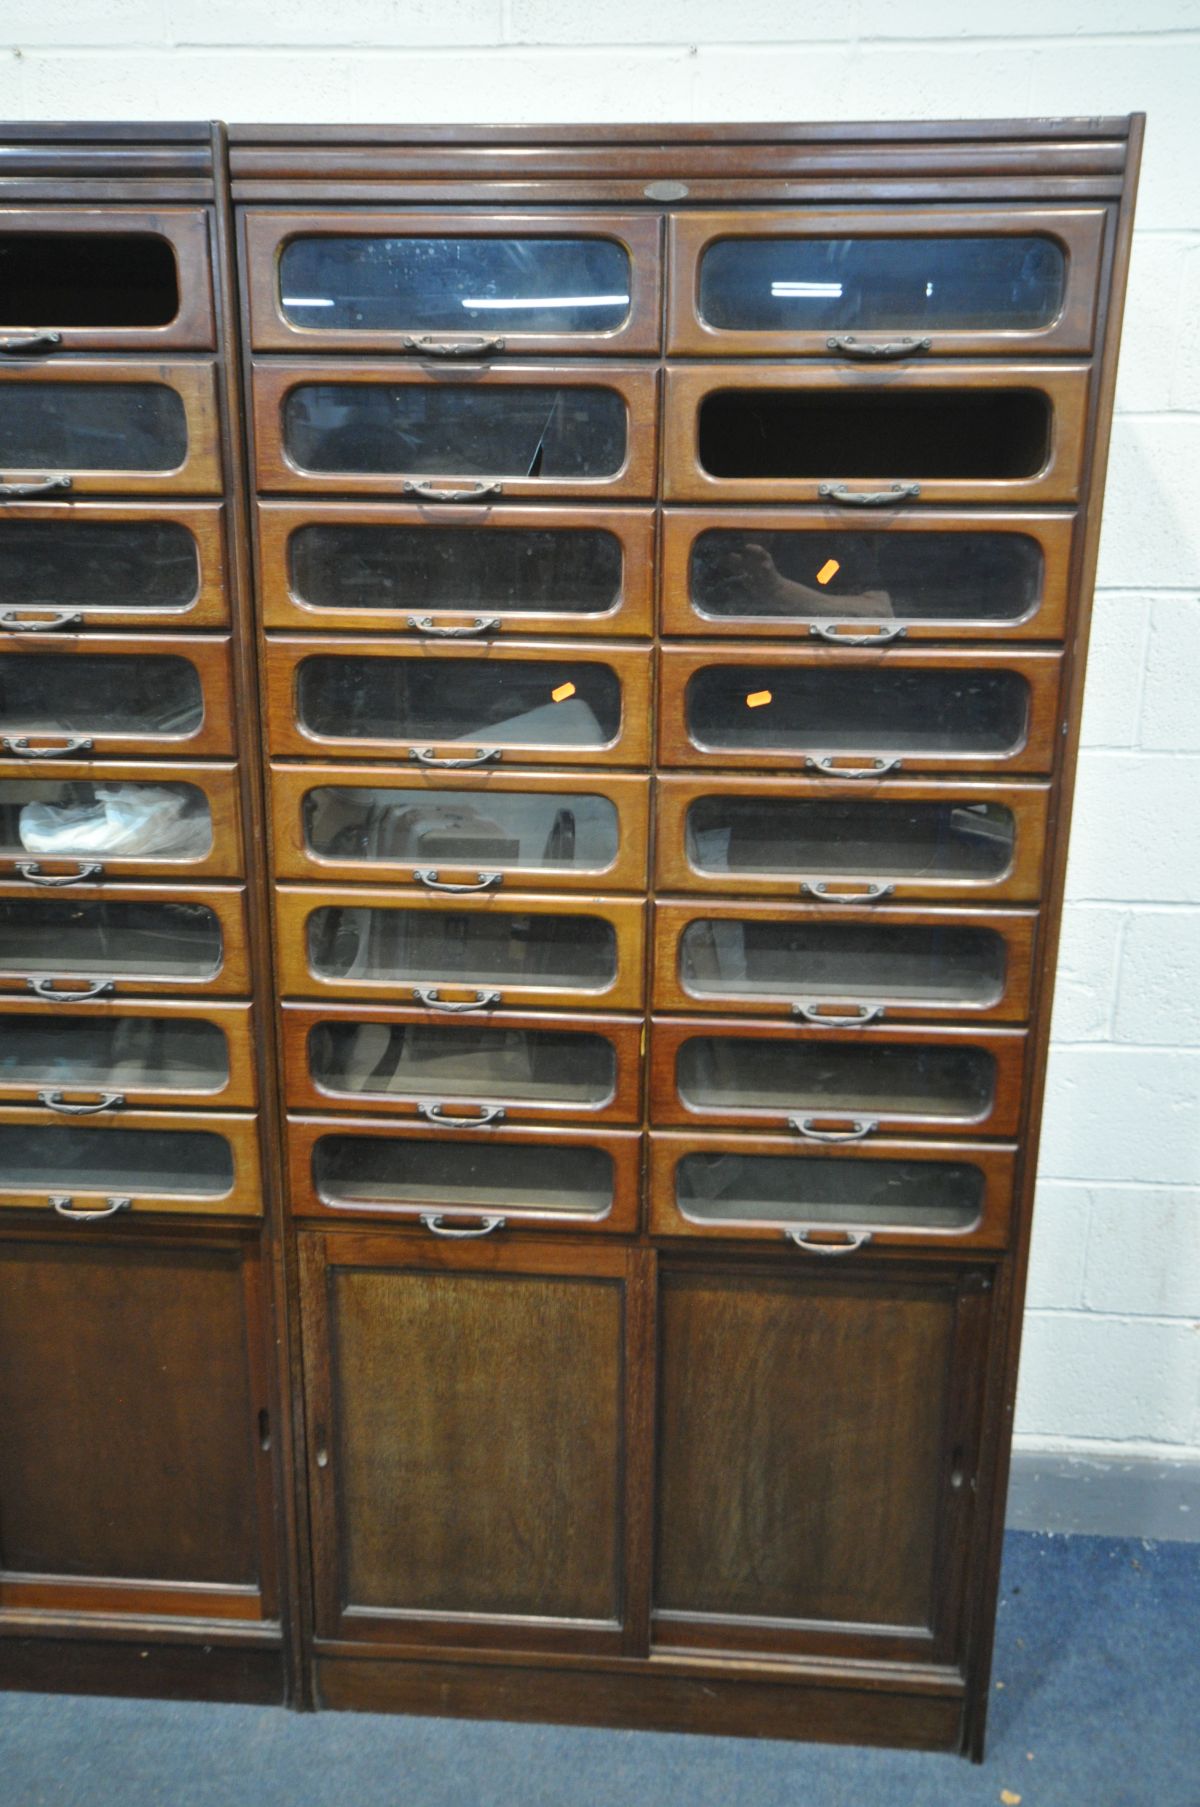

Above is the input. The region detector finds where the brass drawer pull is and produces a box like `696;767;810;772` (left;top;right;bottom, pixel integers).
412;986;501;1014
414;868;502;894
0;609;83;633
0;331;64;356
791;999;885;1028
3;735;95;760
826;335;932;361
788;1115;879;1144
401;335;507;358
420;1212;507;1238
818;482;921;508
27;977;115;1003
406;614;501;638
50;1194;132;1221
409;746;501;770
804;753;902;779
809;621;908;646
402;479;504;503
0;475;74;501
799;879;894;904
785;1227;873;1255
417;1102;506;1128
39;1089;126;1115
15;860;104;888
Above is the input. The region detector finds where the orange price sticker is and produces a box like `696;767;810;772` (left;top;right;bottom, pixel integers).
551;682;577;703
745;689;773;709
816;558;840;585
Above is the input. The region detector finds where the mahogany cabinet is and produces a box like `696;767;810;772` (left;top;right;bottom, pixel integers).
0;115;1143;1760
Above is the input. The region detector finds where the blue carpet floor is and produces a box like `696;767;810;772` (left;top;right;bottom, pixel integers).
0;1532;1196;1807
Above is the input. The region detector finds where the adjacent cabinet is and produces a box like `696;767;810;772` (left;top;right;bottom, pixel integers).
0;117;1142;1758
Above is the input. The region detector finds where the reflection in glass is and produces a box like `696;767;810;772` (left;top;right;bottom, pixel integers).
690;529;1042;624
297;656;621;749
314;1134;614;1216
307;906;617;991
678;919;1006;1008
0;233;179;327
0;780;213;862
304;786;619;873
676;1037;996;1121
309;1021;616;1107
0;899;223;979
699;235;1065;333
0;1125;234;1197
0;521;199;613
685;665;1029;758
283;383;626;478
289;523;622;618
676;1151;984;1230
685;797;1016;884
279;236;631;335
0;1014;229;1092
0;384;188;470
0;655;203;741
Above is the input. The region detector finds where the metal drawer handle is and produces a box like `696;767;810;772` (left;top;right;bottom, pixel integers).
804;753;902;779
414;868;502;894
420;1212;507;1238
789;1114;879;1143
3;735;95;760
402;480;503;503
409;746;501;770
51;1194;132;1221
791;1000;885;1028
413;986;501;1014
401;335;507;358
15;860;104;888
407;614;501;639
799;879;894;904
39;1089;125;1115
0;609;83;633
785;1227;873;1255
0;331;64;356
809;621;908;647
818;483;921;508
417;1102;506;1128
826;335;932;361
0;475;74;501
27;977;115;1003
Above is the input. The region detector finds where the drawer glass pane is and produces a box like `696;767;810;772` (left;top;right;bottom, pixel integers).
686;666;1028;758
0;521;199;613
0;898;222;979
313;1134;613;1216
309;1021;616;1107
0;1013;229;1091
296;656;621;749
690;529;1042;625
686;797;1015;883
698;390;1049;481
290;522;622;618
279;236;631;335
307;906;617;990
699;236;1065;334
0;780;213;862
676;1151;984;1231
0;655;203;742
679;920;1006;1007
0;1124;234;1196
0;384;187;471
677;1036;995;1120
304;786;619;874
0;233;179;327
283;384;626;479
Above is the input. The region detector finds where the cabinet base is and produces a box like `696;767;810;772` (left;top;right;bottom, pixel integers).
0;1633;286;1706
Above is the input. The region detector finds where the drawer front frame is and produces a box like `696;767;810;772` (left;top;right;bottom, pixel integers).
0;994;257;1110
0;360;222;495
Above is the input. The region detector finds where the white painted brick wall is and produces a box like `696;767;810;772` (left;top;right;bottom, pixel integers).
1;1;1196;1463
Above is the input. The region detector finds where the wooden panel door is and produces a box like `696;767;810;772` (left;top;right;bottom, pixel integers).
0;1226;277;1624
300;1230;636;1654
654;1258;993;1665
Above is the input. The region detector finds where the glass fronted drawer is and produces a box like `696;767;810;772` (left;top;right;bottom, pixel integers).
0;996;256;1110
245;210;661;355
0;362;220;496
0;502;227;632
275;886;645;1011
0;760;243;882
288;1115;641;1232
660;646;1061;776
252;362;657;499
666;207;1105;357
266;638;651;769
0;881;251;997
649;1016;1025;1137
660;508;1074;643
0;1106;261;1218
663;362;1087;505
648;1131;1016;1251
256;501;654;637
653;900;1036;1023
0;635;236;759
270;765;649;894
0;206;215;351
655;776;1049;903
281;1002;641;1125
